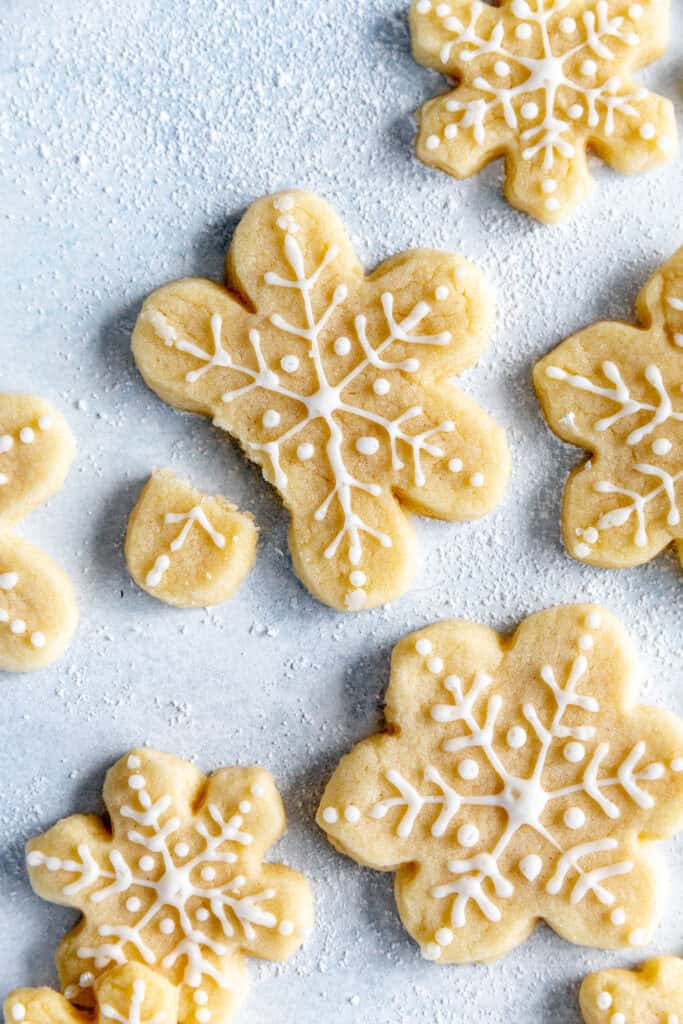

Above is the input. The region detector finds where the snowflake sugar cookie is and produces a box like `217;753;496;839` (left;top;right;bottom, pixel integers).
132;190;509;611
0;393;77;671
125;470;257;608
410;0;678;223
26;749;313;1024
535;247;683;568
318;605;683;962
4;964;179;1024
580;956;683;1024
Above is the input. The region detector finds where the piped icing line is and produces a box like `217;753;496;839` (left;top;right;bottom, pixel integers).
0;570;46;649
0;414;53;487
414;0;672;217
26;755;297;1019
146;506;226;588
144;197;483;611
319;611;683;960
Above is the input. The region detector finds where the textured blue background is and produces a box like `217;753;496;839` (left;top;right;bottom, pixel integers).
2;1;683;1021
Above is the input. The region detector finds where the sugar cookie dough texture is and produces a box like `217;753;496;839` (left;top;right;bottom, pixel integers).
132;190;509;612
580;956;683;1024
26;748;314;1024
125;470;256;608
411;0;678;223
0;393;77;671
535;247;683;569
318;605;683;963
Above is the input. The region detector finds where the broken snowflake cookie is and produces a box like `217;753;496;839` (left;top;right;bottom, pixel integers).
534;246;683;569
132;190;509;611
25;748;314;1024
580;956;683;1024
4;964;179;1024
410;0;678;223
0;393;77;671
125;470;257;608
317;604;683;963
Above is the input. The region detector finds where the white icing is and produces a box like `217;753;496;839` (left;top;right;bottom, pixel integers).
0;414;52;488
26;758;286;1004
519;854;542;882
146;506;226;588
99;978;165;1024
417;0;663;214
145;198;483;611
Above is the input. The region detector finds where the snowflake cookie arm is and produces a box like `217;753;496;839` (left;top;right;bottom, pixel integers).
580;956;683;1024
0;394;75;529
4;989;90;1024
0;534;78;671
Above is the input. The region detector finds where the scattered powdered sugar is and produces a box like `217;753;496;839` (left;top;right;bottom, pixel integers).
2;1;683;1022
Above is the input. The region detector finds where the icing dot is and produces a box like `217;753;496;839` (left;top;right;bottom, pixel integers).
575;543;591;558
126;896;141;912
280;355;299;373
542;179;557;194
297;442;314;461
0;435;13;454
194;993;208;1006
672;758;683;772
196;907;209;922
251;783;265;797
611;907;626;926
262;409;280;429
611;1015;625;1024
426;135;441;150
30;632;46;648
436;2;450;13
127;755;141;769
628;929;646;946
586;611;602;629
521;102;539;120
334;336;351;356
239;800;252;813
416;638;432;656
160;918;175;934
458;823;479;847
79;974;94;988
201;866;216;881
515;22;532;39
373;378;390;396
11;1007;26;1022
129;774;145;790
506;726;526;749
350;570;367;587
469;472;485;488
344;805;361;823
196;1010;211;1023
356;436;379;456
435;927;453;946
416;0;432;10
322;807;339;824
19;427;35;444
581;59;597;76
139;855;154;871
38;415;52;430
560;16;576;33
564;806;585;830
444;123;458;140
422;942;441;960
458;758;479;780
629;2;643;14
494;61;510;77
174;842;189;858
579;634;593;651
435;285;450;300
640;122;656;140
545;198;561;212
653;437;672;455
428;656;444;674
10;619;26;635
448;458;463;473
596;992;612;1011
568;103;583;119
564;741;585;763
519;854;542;882
583;528;599;544
279;919;295;936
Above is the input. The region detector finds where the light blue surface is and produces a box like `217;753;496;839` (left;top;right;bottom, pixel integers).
2;1;683;1021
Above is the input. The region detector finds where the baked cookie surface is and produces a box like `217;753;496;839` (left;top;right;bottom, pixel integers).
580;956;683;1024
535;247;683;568
132;190;509;611
318;605;683;963
411;0;678;223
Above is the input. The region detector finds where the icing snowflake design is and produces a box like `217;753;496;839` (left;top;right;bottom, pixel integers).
318;605;683;963
411;0;677;222
5;965;179;1024
132;190;509;611
146;507;226;588
580;956;683;1024
535;246;683;568
26;750;313;1024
